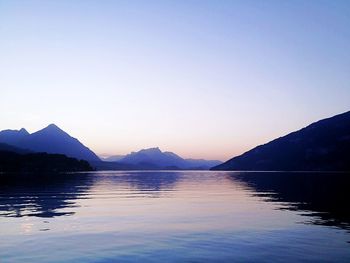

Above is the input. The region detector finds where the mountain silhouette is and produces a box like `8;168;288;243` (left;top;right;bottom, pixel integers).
0;128;29;145
212;111;350;171
0;124;100;162
113;147;222;170
102;155;125;162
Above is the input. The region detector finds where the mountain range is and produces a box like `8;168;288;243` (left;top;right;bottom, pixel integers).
103;147;222;170
212;111;350;171
0;124;100;162
0;125;221;170
1;110;349;172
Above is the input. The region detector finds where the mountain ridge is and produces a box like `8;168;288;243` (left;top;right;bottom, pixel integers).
109;147;222;170
0;124;100;162
212;111;350;171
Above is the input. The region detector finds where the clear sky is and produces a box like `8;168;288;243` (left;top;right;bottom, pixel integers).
0;0;349;161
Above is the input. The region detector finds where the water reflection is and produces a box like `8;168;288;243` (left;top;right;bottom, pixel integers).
230;172;350;230
0;174;94;217
0;171;181;218
95;171;181;192
1;171;350;232
1;171;350;262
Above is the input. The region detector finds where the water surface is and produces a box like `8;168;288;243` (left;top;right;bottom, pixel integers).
0;171;349;262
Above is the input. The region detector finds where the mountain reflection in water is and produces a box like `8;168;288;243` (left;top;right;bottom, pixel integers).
0;174;94;217
230;172;350;230
1;171;350;263
0;171;349;229
0;172;180;218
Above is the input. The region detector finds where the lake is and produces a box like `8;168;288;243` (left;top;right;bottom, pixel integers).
0;171;350;262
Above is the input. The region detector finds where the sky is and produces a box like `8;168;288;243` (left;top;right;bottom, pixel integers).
0;0;349;161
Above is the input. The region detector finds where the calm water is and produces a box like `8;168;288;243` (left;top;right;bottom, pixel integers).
0;171;350;262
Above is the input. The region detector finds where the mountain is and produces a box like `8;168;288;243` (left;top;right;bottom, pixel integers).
0;124;100;162
0;125;222;170
113;147;222;170
120;147;186;169
102;155;125;162
212;111;350;171
0;128;29;145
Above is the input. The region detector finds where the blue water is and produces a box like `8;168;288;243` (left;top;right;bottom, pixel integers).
0;171;349;262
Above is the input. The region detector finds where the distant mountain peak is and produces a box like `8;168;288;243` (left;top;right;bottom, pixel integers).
133;147;163;156
0;124;100;162
45;123;63;131
117;147;222;170
19;128;29;134
140;147;161;153
35;124;68;137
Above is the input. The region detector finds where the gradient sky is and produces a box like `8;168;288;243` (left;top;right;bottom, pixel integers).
0;0;349;161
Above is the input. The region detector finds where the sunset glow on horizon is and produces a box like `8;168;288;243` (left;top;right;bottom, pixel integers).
1;1;349;161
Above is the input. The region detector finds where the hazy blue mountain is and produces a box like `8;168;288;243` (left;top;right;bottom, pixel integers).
212;111;350;171
0;124;100;162
120;147;187;169
0;128;29;145
116;147;222;170
102;155;125;162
